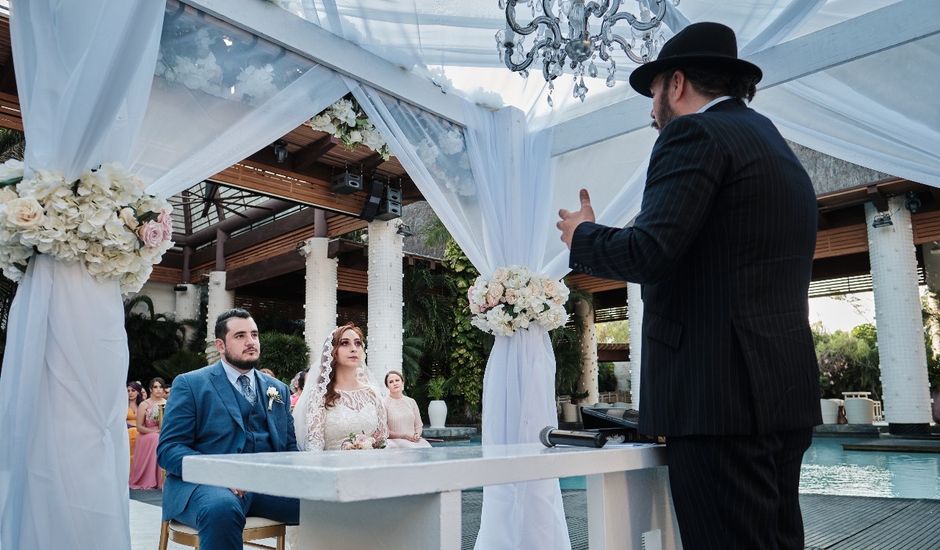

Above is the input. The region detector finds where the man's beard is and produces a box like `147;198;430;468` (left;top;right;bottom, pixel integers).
653;97;678;133
224;351;258;371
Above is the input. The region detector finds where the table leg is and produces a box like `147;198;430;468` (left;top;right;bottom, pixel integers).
586;466;681;550
299;490;462;550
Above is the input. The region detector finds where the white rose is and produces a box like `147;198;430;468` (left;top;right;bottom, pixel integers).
347;130;363;143
119;207;139;230
0;187;18;204
5;197;44;229
0;159;24;182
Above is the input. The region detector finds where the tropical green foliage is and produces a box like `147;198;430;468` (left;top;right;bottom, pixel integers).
442;239;491;419
153;349;207;381
813;322;881;399
426;375;454;401
598;362;618;392
258;332;310;382
552;324;583;398
596;320;629;343
125;295;195;384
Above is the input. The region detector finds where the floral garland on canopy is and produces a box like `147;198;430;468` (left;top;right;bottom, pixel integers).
305;98;392;161
467;265;569;336
0;160;173;293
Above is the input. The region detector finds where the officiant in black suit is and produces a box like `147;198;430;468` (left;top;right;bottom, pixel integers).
557;22;821;550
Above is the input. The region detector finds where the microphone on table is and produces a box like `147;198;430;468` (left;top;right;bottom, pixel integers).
539;426;607;448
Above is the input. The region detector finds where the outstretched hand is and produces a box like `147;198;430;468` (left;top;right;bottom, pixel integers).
557;189;595;249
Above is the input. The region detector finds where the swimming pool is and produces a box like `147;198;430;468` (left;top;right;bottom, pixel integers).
436;436;940;498
799;436;940;500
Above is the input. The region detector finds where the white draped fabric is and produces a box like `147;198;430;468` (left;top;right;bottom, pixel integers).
0;2;165;549
0;3;355;548
351;85;569;548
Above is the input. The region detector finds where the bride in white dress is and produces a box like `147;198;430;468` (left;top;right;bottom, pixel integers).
293;323;388;451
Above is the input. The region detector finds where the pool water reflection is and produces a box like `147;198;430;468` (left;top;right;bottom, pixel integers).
799;436;940;499
435;436;940;498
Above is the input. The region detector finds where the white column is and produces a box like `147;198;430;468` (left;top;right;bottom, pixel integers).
174;284;200;321
174;283;201;348
367;219;404;385
205;271;235;360
300;237;338;357
576;298;599;405
866;198;932;432
627;283;643;408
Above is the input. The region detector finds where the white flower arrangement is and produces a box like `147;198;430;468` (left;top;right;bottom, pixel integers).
305;98;392;161
340;431;387;450
467;266;570;336
0;160;174;293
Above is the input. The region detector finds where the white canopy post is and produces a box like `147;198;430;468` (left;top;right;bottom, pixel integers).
0;2;166;548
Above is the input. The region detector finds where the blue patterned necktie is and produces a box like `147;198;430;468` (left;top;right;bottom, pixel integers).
238;374;256;405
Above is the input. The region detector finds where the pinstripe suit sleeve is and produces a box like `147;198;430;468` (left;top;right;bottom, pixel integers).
570;115;725;283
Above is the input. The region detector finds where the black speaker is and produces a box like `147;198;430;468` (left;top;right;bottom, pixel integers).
359;179;385;221
331;171;363;194
375;184;402;221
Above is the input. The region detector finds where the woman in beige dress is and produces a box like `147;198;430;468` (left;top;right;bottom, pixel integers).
383;370;431;449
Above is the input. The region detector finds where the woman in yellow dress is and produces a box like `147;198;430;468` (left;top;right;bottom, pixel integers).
126;381;144;466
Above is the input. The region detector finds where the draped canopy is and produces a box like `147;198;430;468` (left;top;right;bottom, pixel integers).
2;0;938;549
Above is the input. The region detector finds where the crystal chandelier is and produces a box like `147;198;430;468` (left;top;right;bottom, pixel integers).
496;0;678;105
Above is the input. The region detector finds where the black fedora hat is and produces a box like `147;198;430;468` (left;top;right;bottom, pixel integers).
629;22;762;98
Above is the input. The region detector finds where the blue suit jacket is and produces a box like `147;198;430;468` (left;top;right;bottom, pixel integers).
157;362;297;520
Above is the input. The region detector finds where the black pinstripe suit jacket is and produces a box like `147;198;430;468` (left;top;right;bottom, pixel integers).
570;98;822;437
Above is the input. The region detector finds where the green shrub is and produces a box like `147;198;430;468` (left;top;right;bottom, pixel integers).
258;332;310;382
153;349;207;382
598;362;618;392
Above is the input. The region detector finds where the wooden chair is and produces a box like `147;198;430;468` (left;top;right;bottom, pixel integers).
158;517;286;550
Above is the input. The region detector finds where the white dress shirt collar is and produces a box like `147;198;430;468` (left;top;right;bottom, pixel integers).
221;358;255;392
697;95;734;113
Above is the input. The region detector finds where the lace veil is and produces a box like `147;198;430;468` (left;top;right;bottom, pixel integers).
292;326;378;451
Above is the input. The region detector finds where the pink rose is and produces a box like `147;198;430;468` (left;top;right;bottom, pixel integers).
157;209;173;239
136;220;165;248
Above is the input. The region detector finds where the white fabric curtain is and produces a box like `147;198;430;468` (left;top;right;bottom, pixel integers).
0;2;166;549
351;83;570;549
131;0;349;195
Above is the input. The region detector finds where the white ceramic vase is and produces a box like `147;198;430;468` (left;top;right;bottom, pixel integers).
819;398;840;424
428;400;448;428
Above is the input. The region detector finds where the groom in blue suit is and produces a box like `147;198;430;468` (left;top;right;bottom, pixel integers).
158;308;298;549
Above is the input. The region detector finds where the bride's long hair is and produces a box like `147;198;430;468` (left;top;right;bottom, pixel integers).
323;323;365;409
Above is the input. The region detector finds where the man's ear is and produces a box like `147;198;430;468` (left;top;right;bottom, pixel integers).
670;70;687;101
214;338;225;355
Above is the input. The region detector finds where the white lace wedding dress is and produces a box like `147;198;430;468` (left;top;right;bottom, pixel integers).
318;387;388;450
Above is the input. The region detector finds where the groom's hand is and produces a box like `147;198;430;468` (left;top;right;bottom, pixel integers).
557;189;595;249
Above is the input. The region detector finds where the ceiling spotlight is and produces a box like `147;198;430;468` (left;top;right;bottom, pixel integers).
273;140;288;163
905;191;922;214
396;223;414;237
871;212;893;228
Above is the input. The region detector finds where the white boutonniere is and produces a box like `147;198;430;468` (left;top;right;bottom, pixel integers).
266;387;283;411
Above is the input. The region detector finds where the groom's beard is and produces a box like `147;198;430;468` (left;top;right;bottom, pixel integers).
224;351;258;372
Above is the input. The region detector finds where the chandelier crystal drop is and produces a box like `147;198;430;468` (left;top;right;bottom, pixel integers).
496;0;678;105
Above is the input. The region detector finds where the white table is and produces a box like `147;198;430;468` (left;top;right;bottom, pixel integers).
184;443;680;550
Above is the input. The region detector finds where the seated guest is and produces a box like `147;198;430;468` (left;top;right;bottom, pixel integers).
129;378;167;489
290;369;305;409
158;308;298;549
383;371;430;449
259;367;276;378
126;381;144;467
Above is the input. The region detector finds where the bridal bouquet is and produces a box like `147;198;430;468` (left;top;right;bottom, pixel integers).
340;431;387;450
467;266;570;336
306;98;392;160
0;160;174;293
